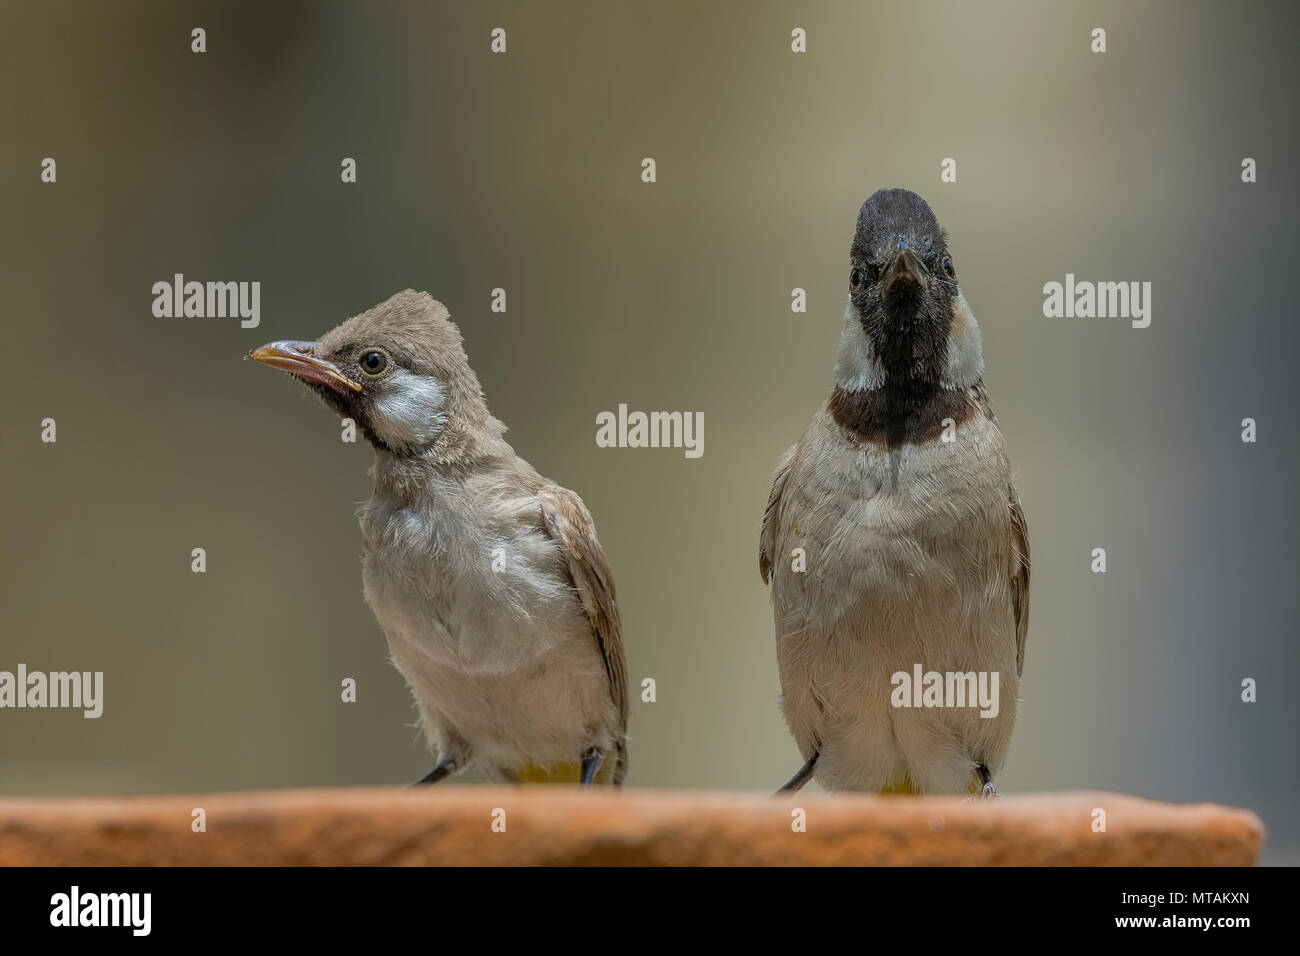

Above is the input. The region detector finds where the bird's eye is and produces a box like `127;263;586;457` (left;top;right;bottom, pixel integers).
359;350;389;375
942;257;955;278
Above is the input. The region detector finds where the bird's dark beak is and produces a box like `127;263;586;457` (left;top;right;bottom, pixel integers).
249;340;362;394
880;246;930;294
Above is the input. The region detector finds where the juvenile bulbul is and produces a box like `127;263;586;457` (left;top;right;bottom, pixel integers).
251;290;628;785
760;189;1029;795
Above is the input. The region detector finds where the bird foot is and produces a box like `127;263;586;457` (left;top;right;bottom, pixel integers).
579;748;604;786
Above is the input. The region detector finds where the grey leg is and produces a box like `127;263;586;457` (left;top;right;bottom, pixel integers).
774;752;819;795
412;753;457;787
579;749;605;786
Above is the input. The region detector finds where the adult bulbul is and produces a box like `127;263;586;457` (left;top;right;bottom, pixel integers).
760;189;1029;795
251;290;628;785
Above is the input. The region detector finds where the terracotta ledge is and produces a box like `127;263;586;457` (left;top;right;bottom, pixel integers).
0;787;1263;866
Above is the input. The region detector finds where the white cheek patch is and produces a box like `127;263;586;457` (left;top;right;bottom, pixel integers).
833;295;886;392
940;292;985;390
370;369;448;451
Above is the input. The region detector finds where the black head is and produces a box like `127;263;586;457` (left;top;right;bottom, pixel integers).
847;189;958;385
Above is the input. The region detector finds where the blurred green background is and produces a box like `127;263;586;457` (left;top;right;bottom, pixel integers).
1;1;1296;863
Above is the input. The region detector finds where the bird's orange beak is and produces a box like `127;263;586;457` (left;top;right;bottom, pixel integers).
249;340;362;394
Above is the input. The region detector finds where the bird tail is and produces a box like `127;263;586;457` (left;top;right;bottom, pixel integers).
508;746;626;786
879;773;984;795
880;774;921;795
511;762;583;784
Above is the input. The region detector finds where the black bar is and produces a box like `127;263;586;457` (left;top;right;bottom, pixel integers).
0;866;1275;941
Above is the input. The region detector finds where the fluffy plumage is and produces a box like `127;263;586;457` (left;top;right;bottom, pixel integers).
761;191;1029;794
254;290;628;784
